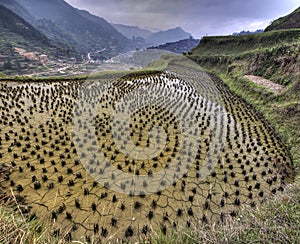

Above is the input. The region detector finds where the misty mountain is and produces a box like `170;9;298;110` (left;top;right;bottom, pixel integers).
0;0;78;47
10;0;132;55
146;27;192;45
112;24;193;46
0;4;48;44
112;24;154;39
0;0;35;24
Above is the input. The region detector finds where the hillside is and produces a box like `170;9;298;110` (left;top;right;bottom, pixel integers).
188;11;300;172
0;4;78;76
0;0;78;48
187;8;300;242
1;0;192;55
191;29;300;56
6;0;132;55
265;7;300;31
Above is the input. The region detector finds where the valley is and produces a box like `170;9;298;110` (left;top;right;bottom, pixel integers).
0;1;299;243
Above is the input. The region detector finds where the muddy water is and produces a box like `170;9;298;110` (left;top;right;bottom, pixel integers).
0;70;294;242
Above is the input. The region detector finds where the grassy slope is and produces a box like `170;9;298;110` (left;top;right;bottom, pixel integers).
189;29;300;85
191;29;300;56
265;7;300;31
189;29;300;165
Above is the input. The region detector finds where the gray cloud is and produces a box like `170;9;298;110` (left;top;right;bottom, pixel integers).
65;0;299;37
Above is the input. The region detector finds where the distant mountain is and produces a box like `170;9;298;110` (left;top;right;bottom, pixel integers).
112;24;153;39
1;0;191;54
147;37;199;54
146;27;192;45
112;24;193;47
232;29;264;36
265;7;300;31
10;0;132;55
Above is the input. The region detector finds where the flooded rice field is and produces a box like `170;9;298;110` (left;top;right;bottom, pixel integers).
0;66;294;241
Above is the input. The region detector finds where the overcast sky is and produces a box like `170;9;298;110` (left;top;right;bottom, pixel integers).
65;0;299;37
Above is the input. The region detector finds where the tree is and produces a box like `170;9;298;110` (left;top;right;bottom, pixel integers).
16;61;21;74
3;60;12;70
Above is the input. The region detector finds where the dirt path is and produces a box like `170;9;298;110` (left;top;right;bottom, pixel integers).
244;75;284;93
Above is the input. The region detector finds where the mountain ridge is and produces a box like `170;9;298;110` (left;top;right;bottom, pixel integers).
0;4;48;44
0;0;79;48
0;0;34;24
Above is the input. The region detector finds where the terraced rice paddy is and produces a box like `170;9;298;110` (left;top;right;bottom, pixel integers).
0;62;295;242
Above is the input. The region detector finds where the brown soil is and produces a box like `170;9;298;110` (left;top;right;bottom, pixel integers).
244;75;285;93
14;47;38;61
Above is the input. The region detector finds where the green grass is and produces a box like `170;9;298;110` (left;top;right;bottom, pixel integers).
190;29;300;56
1;182;299;243
189;39;300;87
0;191;56;244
